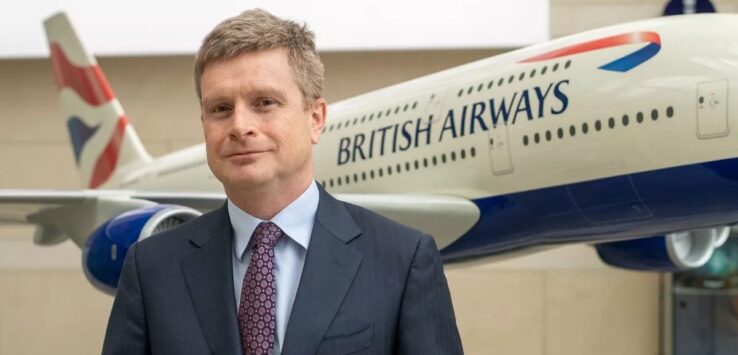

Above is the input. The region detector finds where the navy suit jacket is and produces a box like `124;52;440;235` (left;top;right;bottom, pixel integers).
102;185;463;354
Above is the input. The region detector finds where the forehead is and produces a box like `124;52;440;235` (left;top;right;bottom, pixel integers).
200;48;298;97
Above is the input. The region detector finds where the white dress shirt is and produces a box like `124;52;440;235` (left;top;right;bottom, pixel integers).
228;180;319;355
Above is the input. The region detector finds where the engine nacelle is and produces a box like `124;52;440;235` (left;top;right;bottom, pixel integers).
595;227;730;271
82;205;201;294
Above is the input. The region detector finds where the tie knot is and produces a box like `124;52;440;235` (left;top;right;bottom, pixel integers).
252;221;282;248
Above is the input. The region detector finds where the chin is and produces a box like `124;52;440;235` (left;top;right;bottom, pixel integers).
223;172;274;190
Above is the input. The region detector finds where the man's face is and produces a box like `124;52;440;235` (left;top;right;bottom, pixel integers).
200;48;325;192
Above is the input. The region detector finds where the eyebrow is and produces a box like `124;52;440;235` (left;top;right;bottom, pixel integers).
249;86;288;102
201;95;230;106
201;86;288;106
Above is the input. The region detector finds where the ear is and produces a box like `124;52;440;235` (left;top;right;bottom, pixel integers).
309;98;327;144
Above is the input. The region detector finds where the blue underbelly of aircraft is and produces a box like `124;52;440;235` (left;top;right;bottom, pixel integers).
440;156;738;261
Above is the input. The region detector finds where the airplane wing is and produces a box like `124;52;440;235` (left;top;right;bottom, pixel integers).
0;189;478;250
335;193;480;249
0;189;132;224
0;189;226;246
0;190;227;223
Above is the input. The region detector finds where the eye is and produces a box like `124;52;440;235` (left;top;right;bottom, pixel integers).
210;104;232;114
255;98;279;108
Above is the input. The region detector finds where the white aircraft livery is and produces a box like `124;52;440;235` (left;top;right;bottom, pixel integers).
1;12;737;294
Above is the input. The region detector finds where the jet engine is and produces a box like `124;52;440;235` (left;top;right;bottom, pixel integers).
82;205;201;294
595;226;730;271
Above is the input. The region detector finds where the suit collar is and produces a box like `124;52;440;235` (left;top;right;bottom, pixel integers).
313;183;361;243
281;184;364;355
186;202;228;248
181;203;242;354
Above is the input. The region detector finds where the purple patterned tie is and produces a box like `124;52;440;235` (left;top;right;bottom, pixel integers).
239;221;282;355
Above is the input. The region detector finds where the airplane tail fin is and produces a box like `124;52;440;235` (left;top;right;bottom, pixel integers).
43;12;151;189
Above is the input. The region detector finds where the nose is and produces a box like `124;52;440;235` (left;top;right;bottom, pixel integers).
229;106;258;140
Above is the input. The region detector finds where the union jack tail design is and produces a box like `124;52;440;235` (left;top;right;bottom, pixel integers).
44;12;151;189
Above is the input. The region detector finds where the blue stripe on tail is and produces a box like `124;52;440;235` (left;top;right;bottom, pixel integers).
67;116;99;165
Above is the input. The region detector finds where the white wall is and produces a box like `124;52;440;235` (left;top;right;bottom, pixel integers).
1;0;548;58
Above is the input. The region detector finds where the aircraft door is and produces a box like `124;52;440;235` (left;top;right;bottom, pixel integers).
696;80;729;139
487;123;513;175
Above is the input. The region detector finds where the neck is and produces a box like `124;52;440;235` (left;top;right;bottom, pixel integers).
226;174;314;220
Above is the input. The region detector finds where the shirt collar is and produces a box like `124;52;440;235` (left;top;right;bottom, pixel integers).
228;180;319;261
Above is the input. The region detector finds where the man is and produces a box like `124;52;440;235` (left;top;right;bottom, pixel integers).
102;9;463;355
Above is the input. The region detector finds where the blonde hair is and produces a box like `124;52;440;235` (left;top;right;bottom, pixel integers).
194;9;324;109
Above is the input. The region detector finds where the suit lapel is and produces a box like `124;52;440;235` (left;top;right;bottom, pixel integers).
281;186;363;355
180;204;241;354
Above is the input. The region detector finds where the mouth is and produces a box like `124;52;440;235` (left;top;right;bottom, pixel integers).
226;150;268;159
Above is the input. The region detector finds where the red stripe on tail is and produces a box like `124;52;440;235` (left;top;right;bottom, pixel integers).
89;116;128;188
49;42;116;106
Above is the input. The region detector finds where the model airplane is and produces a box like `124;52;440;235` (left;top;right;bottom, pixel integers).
1;12;737;294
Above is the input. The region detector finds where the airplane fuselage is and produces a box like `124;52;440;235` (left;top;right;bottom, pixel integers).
110;15;738;261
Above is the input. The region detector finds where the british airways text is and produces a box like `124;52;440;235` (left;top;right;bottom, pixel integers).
337;79;570;166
